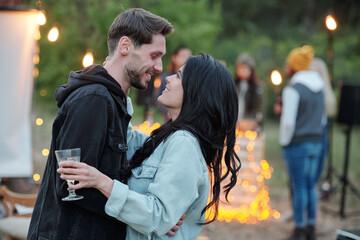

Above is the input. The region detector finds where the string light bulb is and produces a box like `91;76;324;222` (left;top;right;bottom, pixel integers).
82;50;94;68
36;11;46;25
33;173;41;182
36;118;44;126
325;15;337;31
48;26;59;42
271;70;282;86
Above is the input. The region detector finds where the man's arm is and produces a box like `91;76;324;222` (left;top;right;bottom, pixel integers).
55;94;112;217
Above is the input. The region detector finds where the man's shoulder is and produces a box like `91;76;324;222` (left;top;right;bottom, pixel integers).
61;84;114;109
71;84;114;100
78;83;109;93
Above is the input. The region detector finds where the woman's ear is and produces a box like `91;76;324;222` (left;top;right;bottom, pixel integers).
117;36;131;56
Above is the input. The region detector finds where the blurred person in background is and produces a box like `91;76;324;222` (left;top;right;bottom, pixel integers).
234;53;263;132
309;57;337;184
280;45;325;240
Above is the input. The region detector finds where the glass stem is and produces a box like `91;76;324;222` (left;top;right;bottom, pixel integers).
68;188;76;196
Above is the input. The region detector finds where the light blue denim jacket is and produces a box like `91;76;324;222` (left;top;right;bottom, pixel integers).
105;127;209;240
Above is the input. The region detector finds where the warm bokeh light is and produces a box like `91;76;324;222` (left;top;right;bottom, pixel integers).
34;29;41;40
33;173;41;182
132;121;161;135
40;89;47;96
48;26;59;42
154;76;161;88
36;11;46;25
249;185;257;192
33;67;39;78
36;118;44;126
325;15;337;31
82;51;94;68
33;54;40;65
273;211;281;219
245;130;257;141
256;175;264;182
42;148;49;156
271;70;282;86
246;142;255;152
261;160;269;170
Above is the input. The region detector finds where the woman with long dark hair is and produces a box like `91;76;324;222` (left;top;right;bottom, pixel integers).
58;53;241;239
234;53;263;131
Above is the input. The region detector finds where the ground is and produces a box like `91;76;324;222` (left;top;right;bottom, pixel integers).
196;187;360;240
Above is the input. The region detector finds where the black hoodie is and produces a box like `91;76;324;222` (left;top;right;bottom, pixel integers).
55;64;127;107
28;65;129;240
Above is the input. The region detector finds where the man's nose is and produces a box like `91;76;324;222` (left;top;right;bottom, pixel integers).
154;59;163;73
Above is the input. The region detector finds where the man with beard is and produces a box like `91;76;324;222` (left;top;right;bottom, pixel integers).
28;8;174;240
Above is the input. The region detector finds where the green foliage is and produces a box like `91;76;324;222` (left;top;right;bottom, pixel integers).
125;0;222;60
34;0;221;110
33;0;360;118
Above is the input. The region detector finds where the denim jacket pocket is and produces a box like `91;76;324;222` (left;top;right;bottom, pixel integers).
130;164;158;194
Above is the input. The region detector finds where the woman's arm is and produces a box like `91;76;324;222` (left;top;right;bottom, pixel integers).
279;86;299;146
58;132;207;236
105;133;207;236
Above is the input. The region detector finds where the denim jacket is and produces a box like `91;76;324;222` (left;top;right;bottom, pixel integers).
106;130;209;240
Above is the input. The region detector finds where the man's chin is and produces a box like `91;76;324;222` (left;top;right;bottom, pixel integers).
132;82;147;90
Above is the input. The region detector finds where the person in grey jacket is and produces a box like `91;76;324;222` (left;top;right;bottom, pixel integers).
280;45;325;240
58;53;241;239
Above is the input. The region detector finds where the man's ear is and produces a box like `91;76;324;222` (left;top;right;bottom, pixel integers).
117;36;131;56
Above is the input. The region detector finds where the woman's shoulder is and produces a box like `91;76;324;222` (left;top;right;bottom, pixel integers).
164;130;200;148
169;130;197;140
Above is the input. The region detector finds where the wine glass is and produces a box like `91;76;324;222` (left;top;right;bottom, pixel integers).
55;148;84;201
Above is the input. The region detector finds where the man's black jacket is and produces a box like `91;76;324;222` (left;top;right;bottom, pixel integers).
28;65;130;240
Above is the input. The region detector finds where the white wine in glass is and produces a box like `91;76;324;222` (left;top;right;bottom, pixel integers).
55;148;84;201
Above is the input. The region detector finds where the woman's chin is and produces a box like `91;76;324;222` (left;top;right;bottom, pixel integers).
157;96;165;105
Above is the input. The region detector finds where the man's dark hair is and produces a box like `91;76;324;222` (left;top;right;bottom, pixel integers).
107;8;174;55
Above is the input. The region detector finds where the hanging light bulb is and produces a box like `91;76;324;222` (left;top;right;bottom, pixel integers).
271;70;282;86
36;118;44;126
325;15;337;31
48;26;59;42
33;173;41;182
36;11;46;25
82;50;94;68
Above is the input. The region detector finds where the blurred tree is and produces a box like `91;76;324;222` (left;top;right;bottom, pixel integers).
27;0;359;118
33;0;220;111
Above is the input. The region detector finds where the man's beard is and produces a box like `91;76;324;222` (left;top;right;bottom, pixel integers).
125;63;147;90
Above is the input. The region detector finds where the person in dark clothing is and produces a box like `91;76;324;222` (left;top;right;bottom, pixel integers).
27;8;173;240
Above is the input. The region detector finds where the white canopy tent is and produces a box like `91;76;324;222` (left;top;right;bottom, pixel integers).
0;7;38;178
